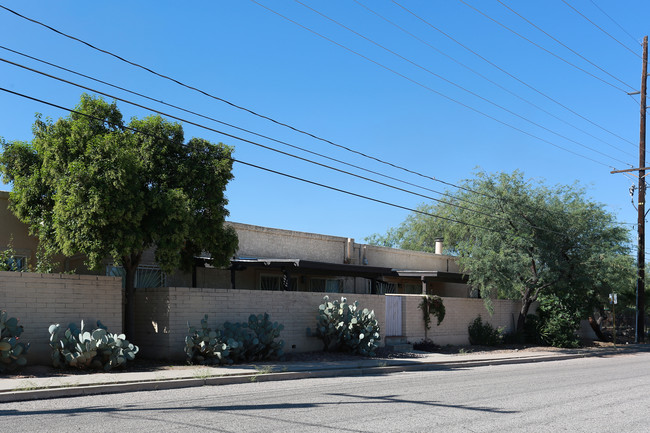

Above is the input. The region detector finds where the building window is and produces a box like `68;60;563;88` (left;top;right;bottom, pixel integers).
403;283;422;295
106;264;166;288
375;281;396;295
260;274;297;291
2;255;27;271
309;278;342;293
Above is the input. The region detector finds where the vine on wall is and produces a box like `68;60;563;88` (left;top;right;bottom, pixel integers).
419;295;446;336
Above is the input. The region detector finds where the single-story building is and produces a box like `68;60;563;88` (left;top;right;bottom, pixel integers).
1;190;471;298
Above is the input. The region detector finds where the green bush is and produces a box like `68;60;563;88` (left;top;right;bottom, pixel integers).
185;313;284;365
309;296;380;356
536;297;580;348
0;310;30;372
468;315;503;346
49;320;139;371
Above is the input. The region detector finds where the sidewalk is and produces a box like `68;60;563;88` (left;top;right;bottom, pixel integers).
1;345;648;403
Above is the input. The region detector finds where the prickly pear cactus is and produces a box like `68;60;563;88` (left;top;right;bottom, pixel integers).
49;320;138;371
311;296;380;356
246;313;284;361
185;313;285;365
0;310;30;373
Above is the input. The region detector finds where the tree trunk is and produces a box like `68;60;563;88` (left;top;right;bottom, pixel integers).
588;316;607;342
122;253;141;342
517;296;534;334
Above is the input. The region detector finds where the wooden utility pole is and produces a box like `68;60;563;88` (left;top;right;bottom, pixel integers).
636;35;647;343
612;35;648;343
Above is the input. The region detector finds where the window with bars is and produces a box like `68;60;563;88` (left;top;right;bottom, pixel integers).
2;255;27;271
375;281;396;295
259;274;297;291
106;264;166;288
309;278;342;293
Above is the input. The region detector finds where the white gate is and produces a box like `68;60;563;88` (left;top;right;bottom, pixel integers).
385;296;403;337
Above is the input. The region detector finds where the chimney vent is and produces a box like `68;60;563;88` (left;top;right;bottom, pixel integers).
434;237;444;255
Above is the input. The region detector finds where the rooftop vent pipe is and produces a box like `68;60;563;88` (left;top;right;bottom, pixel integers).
434;237;444;255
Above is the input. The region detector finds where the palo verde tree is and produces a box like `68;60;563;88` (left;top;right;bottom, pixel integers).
0;94;238;340
367;170;633;341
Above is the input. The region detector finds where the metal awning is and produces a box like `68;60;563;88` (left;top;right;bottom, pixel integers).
392;270;468;283
227;258;467;281
230;258;394;279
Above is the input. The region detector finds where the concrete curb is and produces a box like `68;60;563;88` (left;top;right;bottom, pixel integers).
1;348;636;403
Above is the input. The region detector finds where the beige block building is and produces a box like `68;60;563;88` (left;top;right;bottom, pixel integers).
1;190;471;298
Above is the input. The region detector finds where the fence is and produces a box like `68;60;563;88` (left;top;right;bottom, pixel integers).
0;271;123;364
134;288;522;361
0;275;523;365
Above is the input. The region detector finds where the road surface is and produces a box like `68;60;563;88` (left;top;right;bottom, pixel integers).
1;351;648;432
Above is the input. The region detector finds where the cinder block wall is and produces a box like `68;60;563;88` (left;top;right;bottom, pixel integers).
0;271;123;365
136;288;522;361
230;222;347;263
398;295;521;345
135;288;386;361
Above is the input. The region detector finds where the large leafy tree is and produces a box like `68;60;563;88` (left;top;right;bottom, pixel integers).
1;94;238;339
367;170;633;336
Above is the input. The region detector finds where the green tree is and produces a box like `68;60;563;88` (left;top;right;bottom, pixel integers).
368;170;633;339
0;94;238;339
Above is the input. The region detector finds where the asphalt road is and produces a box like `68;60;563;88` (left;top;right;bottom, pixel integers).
1;352;649;432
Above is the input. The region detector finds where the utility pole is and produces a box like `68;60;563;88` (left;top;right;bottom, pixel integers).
636;35;647;343
612;35;648;343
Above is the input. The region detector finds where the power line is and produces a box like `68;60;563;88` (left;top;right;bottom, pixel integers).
390;0;637;148
5;55;581;238
353;0;634;158
0;4;634;237
0;86;505;235
252;0;621;169
456;0;632;93
588;0;642;47
294;0;633;163
1;88;628;244
495;0;635;91
0;3;507;201
4;57;537;227
2;2;632;209
296;0;633;165
560;0;642;59
0;45;488;209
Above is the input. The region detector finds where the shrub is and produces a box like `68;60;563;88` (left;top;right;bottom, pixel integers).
185;313;285;365
310;296;380;356
0;310;30;372
413;339;438;352
537;304;580;348
49;320;139;371
468;315;503;346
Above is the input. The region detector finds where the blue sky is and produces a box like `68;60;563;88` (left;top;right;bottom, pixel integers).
0;1;648;243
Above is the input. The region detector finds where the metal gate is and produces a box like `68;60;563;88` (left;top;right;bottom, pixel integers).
385;296;403;337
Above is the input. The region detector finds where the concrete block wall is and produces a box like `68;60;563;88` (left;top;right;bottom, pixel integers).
135;288;522;361
0;271;123;364
230;222;347;263
397;295;521;345
135;288;387;361
361;244;459;272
